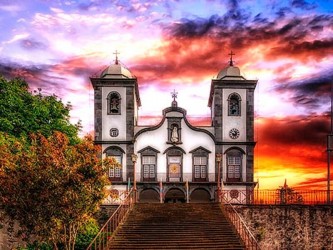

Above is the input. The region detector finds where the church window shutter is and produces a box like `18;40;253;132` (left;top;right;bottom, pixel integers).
138;147;159;182
142;156;156;180
190;147;210;182
105;147;123;181
226;149;242;182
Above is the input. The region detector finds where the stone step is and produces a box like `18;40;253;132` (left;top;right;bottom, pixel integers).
108;203;244;249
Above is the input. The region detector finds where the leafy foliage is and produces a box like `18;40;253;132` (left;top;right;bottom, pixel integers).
0;132;115;250
0;76;80;144
74;218;99;250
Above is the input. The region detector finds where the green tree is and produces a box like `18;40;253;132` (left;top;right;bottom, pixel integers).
0;132;116;250
0;76;80;144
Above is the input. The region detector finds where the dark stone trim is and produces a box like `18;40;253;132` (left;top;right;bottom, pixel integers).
94;140;134;144
103;146;125;154
90;78;141;107
208;79;257;107
215;141;257;146
134;106;215;141
138;146;160;154
223;181;257;187
163;146;186;154
224;146;246;154
189;146;211;154
134;116;166;140
183;116;215;141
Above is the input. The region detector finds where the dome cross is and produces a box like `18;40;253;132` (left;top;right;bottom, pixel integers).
228;50;235;66
113;50;120;65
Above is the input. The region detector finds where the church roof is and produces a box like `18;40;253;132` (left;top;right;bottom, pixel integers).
100;54;135;79
216;65;245;80
216;51;245;80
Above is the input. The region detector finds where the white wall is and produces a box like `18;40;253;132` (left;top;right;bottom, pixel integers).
101;87;127;141
134;111;215;182
222;89;246;142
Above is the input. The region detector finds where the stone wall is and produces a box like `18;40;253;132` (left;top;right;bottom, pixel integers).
1;205;332;249
0;206;119;250
235;205;333;250
0;215;24;250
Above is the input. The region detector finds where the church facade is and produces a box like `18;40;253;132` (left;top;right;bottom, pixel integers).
90;56;257;203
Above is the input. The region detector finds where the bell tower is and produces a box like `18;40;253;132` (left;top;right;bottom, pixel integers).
208;52;257;193
90;53;141;183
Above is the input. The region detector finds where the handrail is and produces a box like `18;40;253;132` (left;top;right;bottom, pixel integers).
221;200;260;250
86;189;135;250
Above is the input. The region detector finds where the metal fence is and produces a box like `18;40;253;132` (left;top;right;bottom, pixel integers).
86;189;135;250
221;202;260;250
222;189;333;205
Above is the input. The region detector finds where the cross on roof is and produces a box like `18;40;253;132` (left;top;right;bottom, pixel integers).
113;50;120;65
171;89;178;102
228;50;235;66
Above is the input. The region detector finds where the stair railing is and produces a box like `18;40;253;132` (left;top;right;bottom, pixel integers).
86;189;135;250
221;200;260;250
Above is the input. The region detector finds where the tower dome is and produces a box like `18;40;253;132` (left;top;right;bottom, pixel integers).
100;54;135;79
216;51;245;80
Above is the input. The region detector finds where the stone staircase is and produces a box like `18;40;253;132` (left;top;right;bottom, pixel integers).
109;203;245;249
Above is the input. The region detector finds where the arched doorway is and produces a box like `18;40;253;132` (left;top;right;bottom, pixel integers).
139;188;160;203
165;188;186;203
190;188;211;203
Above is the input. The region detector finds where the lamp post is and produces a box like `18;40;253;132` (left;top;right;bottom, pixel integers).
216;153;222;202
131;154;138;202
328;81;333;204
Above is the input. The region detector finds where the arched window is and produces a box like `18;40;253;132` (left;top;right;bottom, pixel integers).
226;149;243;182
107;92;121;115
228;93;241;116
104;147;123;181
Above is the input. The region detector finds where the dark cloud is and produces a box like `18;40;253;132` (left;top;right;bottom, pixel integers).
20;39;47;50
258;115;329;146
296;177;329;188
275;7;293;19
274;69;333;110
163;10;333;59
0;56;97;97
291;0;317;10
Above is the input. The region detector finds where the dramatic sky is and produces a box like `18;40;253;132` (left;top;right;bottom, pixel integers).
0;0;332;190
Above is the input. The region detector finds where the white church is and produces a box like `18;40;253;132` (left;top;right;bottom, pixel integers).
90;54;257;203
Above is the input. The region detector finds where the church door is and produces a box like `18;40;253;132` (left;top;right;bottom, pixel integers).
168;156;182;182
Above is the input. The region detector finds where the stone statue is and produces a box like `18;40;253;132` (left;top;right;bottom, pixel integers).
171;126;179;142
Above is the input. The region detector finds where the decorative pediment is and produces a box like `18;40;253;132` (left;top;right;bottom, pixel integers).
138;146;160;154
189;146;211;154
103;146;125;155
163;146;186;155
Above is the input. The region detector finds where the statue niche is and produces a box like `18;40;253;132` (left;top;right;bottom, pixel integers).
171;125;179;143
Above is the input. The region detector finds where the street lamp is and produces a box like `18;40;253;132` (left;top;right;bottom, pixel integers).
216;153;222;202
131;154;138;202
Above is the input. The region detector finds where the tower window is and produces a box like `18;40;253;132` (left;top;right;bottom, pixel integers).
228;93;241;116
107;92;121;115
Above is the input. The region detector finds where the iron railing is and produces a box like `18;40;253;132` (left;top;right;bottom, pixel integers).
222;189;333;205
86;189;135;250
221;201;260;250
